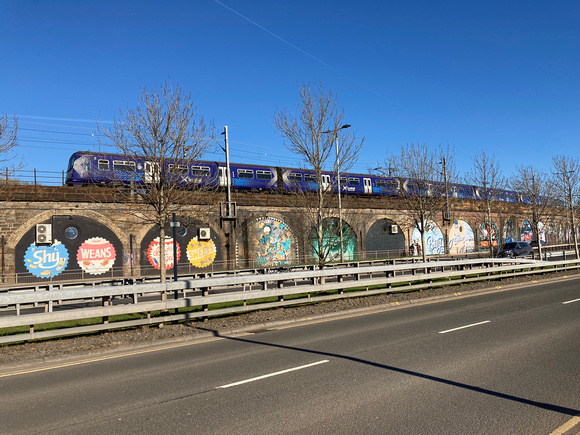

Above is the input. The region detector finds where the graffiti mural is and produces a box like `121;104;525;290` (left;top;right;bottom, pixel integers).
448;220;474;254
241;217;297;267
16;216;125;281
187;239;217;268
24;240;69;278
311;218;357;261
141;222;222;273
76;237;116;275
503;220;516;243
147;237;181;270
479;221;499;249
412;220;444;255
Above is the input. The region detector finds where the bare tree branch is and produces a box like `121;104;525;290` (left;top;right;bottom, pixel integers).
468;152;506;257
97;81;216;282
552;155;580;258
273;83;364;266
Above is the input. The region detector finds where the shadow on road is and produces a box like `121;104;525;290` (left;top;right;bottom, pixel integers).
197;327;579;417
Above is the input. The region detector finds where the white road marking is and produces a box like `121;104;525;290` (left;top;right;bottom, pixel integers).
216;360;329;389
438;320;491;334
562;298;580;305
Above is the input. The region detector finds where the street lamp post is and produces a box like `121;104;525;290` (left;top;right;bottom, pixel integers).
322;124;351;263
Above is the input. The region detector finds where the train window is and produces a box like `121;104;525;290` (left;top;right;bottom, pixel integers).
98;160;110;171
192;166;211;177
256;170;273;180
348;178;360;186
288;173;302;182
237;169;254;179
304;174;316;183
387;180;398;190
339;177;347;185
169;165;189;176
113;161;136;172
376;180;387;188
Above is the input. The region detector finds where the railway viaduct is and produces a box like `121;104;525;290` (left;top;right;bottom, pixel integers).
0;184;553;284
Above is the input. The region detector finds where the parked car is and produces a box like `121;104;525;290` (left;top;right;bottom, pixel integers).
529;240;547;248
496;241;533;258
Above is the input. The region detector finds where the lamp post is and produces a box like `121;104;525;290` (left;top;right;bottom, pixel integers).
322;124;351;262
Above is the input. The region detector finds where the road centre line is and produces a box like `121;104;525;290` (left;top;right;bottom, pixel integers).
216;360;329;389
438;321;491;334
562;298;580;304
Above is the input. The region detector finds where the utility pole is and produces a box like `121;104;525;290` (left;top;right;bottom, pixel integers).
220;126;237;268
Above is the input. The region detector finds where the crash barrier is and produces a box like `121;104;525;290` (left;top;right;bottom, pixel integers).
1;257;579;344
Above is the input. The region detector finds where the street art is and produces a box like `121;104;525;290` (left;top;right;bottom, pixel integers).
503;220;516;243
311;218;357;261
24;240;69;278
521;220;545;243
479;222;499;249
448;220;474;254
250;217;297;267
187;238;217;268
412;220;444;255
147;237;181;270
76;237;116;275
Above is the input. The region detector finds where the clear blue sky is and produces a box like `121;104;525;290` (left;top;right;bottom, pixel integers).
1;0;578;180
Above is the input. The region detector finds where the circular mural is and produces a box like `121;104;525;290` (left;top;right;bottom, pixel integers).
238;217;297;267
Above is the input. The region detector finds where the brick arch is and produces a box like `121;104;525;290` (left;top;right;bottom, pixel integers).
8;209;128;252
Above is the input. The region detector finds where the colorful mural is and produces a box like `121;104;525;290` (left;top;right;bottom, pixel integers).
503;220;516;243
520;220;546;243
246;217;297;267
147;237;181;270
76;237;116;275
187;239;217;268
448;220;474;254
412;220;444;255
479;221;499;249
24;240;69;278
311;218;357;261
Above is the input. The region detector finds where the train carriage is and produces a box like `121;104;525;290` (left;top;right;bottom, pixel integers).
65;151;526;206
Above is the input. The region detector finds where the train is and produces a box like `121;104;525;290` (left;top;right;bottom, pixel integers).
65;150;526;203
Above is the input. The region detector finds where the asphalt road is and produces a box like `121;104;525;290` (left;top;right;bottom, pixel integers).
1;277;579;434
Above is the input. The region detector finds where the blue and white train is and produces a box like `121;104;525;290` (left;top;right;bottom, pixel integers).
65;151;526;203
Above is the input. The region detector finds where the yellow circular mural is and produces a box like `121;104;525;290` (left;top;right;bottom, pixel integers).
186;239;217;268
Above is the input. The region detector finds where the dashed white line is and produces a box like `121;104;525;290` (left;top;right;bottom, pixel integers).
438;321;491;334
562;298;580;305
216;360;330;389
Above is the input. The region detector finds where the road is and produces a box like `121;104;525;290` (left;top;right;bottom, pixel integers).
1;277;579;434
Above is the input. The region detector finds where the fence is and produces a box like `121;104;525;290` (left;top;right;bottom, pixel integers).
1;256;579;344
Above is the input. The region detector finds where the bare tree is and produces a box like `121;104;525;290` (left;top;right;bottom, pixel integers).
98;81;215;282
510;165;559;260
383;143;456;262
273;83;364;267
468;152;507;257
552;155;580;258
0;114;21;189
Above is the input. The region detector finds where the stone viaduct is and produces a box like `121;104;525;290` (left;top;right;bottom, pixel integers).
0;185;559;284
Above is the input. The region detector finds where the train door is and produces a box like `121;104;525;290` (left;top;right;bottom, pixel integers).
363;178;372;194
218;166;228;187
144;161;159;183
321;174;331;191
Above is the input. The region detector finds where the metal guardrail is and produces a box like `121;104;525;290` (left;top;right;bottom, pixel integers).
1;257;579;344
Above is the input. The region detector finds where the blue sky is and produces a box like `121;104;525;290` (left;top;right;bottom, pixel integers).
1;0;578;180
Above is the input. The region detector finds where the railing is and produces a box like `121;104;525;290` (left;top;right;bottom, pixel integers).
4;169;66;187
1;257;579;344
